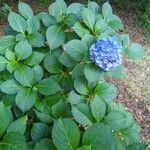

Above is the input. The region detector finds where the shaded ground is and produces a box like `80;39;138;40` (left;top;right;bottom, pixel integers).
0;1;150;148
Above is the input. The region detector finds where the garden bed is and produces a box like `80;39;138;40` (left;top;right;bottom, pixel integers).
0;0;150;148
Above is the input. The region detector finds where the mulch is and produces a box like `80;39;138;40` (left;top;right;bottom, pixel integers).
113;7;150;149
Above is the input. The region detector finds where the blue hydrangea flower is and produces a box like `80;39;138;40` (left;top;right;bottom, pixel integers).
90;36;122;71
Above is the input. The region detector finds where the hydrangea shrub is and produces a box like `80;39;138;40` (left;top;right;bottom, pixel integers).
0;0;146;149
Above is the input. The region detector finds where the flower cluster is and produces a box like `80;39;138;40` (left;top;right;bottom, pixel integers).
90;37;122;71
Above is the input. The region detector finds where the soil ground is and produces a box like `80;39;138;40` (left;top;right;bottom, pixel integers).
0;1;150;148
113;7;150;148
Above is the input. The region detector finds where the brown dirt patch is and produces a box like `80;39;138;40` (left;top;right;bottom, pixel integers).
113;7;150;148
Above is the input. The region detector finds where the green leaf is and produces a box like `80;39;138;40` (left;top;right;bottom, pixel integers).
0;79;20;94
8;11;27;33
27;17;40;34
15;40;32;60
104;110;127;130
0;132;26;150
1;71;14;80
40;12;57;27
18;1;33;19
84;63;104;85
95;82;117;104
72;22;90;38
44;54;63;73
105;65;126;78
74;79;88;95
60;75;72;93
34;138;56;150
126;43;144;60
0;102;12;136
68;90;85;105
26;51;45;66
50;48;62;57
16;89;36;112
34;109;53;124
59;73;74;93
64;39;88;61
37;77;61;96
72;63;85;80
77;145;91;150
27;141;35;149
35;92;62;110
102;2;113;19
31;123;51;142
82;8;96;30
32;65;43;83
67;3;84;19
7;61;18;73
14;65;34;86
72;103;94;126
0;55;8;72
2;95;16;106
122;123;141;145
121;34;130;50
82;123;116;150
0;35;16;54
52;118;80;150
46;25;65;50
116;137;126;150
3;25;18;36
127;143;146;150
97;28;115;40
5;49;15;61
95;18;108;34
7;116;27;134
108;17;124;30
111;103;125;112
51;99;66;118
59;52;77;68
28;32;44;47
90;96;106;122
16;33;26;42
48;0;67;22
124;112;134;128
81;33;95;47
87;1;100;15
65;13;78;27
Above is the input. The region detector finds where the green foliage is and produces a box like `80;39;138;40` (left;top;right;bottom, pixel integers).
0;1;146;149
0;102;12;136
139;3;150;28
0;132;26;149
52;118;80;150
82;123;116;150
99;0;150;29
0;3;11;21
